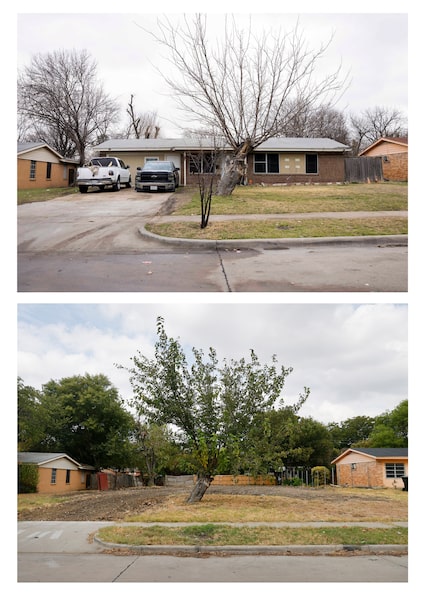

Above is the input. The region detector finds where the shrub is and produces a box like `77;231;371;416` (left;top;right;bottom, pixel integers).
18;463;39;493
283;477;303;487
311;466;330;487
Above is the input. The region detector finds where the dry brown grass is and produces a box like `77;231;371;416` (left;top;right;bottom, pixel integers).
126;488;408;523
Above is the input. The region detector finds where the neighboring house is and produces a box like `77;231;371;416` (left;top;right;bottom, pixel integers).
17;142;79;190
359;137;408;181
18;452;94;494
331;447;408;489
93;137;349;186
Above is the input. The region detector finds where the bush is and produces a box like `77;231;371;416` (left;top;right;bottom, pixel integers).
18;463;39;493
283;477;303;487
311;466;330;487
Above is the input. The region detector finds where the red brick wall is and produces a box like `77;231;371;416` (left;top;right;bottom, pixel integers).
247;153;345;185
336;461;384;488
382;152;408;181
185;153;346;186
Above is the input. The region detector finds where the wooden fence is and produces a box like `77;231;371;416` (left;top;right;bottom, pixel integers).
344;157;383;182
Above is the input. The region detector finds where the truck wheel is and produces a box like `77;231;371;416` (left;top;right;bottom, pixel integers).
113;178;121;191
79;185;88;194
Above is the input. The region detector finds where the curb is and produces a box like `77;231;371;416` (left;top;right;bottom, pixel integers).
138;225;408;250
94;536;407;556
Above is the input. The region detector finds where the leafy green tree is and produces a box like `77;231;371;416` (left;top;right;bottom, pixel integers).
328;415;376;454
132;422;176;485
259;409;333;471
290;417;334;467
366;399;408;447
121;317;309;502
18;377;45;451
35;373;135;469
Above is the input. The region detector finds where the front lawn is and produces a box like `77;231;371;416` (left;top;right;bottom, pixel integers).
173;182;407;215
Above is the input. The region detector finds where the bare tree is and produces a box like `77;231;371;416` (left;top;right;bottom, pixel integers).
349;106;407;154
145;14;347;195
281;103;350;145
18;49;119;164
124;95;161;139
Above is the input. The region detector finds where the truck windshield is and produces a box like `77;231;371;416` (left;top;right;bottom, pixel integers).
143;162;174;170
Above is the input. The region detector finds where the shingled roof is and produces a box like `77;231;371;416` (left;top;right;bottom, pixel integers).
332;447;408;465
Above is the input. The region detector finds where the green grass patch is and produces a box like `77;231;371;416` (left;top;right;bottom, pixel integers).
174;183;407;215
18;492;71;512
18;187;78;204
146;217;408;240
97;524;408;547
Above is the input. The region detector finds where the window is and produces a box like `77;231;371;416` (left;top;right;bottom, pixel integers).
189;152;216;174
50;468;57;484
254;153;279;173
385;463;405;478
65;469;71;484
306;154;318;174
30;160;36;179
46;162;52;179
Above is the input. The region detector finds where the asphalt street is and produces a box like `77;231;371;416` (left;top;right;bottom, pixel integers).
17;189;407;292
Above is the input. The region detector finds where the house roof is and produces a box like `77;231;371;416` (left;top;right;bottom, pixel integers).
17;142;79;164
331;447;408;465
18;451;94;470
359;137;408;156
94;136;350;154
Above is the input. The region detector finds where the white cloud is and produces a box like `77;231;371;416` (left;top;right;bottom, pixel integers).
17;303;408;424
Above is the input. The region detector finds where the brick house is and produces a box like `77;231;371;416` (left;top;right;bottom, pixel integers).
17;142;79;190
93;137;349;187
359;137;408;181
18;452;94;494
331;447;408;489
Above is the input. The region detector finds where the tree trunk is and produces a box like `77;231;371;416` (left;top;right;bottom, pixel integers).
216;149;249;196
186;473;213;503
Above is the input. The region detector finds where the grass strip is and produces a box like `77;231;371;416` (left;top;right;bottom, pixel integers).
146;217;407;240
97;524;408;547
18;187;79;204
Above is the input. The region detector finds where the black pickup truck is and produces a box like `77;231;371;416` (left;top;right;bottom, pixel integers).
135;161;180;192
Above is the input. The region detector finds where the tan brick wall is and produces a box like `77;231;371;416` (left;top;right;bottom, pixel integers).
37;467;89;493
18;158;76;190
210;474;276;486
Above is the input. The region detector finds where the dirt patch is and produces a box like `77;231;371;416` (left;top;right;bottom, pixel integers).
18;485;407;522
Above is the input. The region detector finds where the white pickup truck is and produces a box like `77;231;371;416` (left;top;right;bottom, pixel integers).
76;157;131;193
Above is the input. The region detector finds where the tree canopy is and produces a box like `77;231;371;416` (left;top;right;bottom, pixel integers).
121;317;310;501
18;373;135;469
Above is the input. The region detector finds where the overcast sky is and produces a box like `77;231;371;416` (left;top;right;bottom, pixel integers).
16;8;408;138
17;303;407;425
